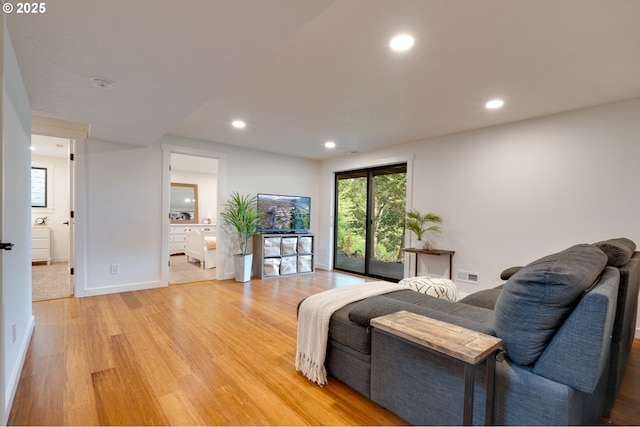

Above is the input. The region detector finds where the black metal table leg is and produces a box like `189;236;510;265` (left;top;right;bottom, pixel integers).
463;364;476;425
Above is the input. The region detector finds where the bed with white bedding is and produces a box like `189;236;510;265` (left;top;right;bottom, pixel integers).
185;228;216;269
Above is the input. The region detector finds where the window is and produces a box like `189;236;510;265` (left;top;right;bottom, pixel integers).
31;166;47;207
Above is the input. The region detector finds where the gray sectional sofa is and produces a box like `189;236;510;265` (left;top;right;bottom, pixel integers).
318;238;639;425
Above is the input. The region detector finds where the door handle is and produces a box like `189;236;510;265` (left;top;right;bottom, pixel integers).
63;221;70;225
0;242;14;251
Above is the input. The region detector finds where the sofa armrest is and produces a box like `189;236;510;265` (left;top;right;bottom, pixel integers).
459;287;502;310
533;266;619;393
500;266;522;280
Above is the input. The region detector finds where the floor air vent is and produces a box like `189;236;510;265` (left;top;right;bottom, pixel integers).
457;270;480;284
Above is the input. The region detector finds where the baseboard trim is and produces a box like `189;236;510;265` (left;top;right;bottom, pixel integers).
4;315;35;425
75;280;165;298
315;262;328;271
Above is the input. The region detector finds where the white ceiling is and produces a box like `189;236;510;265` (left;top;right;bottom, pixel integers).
171;153;218;175
30;134;69;158
8;0;640;160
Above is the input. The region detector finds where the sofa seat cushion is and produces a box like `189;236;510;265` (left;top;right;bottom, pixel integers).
594;238;636;267
398;276;458;301
348;291;495;335
327;290;495;355
494;244;608;366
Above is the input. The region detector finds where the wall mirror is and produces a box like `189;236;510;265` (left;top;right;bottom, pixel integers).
170;182;199;224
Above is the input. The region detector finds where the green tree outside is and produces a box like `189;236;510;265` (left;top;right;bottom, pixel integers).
336;171;406;263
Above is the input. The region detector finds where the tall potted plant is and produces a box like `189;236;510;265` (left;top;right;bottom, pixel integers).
221;192;260;282
405;209;442;250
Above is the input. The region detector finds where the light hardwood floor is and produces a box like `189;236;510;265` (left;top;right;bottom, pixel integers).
7;270;640;425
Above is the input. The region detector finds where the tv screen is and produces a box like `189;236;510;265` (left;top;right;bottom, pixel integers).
257;193;310;233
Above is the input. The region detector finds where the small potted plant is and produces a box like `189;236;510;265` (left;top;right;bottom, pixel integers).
221;192;260;282
405;209;442;250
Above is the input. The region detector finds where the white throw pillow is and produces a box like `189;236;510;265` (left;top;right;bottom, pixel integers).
398;276;459;301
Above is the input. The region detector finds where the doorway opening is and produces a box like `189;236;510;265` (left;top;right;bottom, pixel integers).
334;163;407;281
169;153;219;285
30;134;74;301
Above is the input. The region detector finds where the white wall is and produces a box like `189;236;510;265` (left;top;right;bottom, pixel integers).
321;98;640;335
1;22;33;424
77;134;320;295
31;154;69;262
79;140;163;296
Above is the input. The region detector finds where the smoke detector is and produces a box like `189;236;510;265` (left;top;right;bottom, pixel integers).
91;78;114;89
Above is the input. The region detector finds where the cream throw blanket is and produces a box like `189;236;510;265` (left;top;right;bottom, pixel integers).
296;281;403;385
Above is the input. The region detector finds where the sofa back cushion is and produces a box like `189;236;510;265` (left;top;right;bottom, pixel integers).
494;244;608;365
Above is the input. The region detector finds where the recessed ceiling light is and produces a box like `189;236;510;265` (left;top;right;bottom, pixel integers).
231;120;246;129
325;141;336;149
485;99;505;109
389;34;414;52
91;77;114;89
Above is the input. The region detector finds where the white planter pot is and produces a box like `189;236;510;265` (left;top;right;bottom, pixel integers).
234;253;253;282
414;240;426;250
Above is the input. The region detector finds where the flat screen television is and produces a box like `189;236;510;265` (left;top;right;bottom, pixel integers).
257;193;311;233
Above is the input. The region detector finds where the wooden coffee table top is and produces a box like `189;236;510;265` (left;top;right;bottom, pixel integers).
371;310;502;365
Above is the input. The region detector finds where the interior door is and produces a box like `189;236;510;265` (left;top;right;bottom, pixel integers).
1;20;33;423
334;163;407;281
0;120;31;425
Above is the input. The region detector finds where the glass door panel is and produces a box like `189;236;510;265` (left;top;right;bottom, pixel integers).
334;164;406;281
369;166;406;280
334;171;367;274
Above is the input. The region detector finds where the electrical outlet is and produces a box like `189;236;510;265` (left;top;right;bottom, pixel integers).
110;264;119;274
12;323;16;343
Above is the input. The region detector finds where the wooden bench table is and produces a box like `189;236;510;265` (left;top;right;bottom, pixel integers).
371;310;503;425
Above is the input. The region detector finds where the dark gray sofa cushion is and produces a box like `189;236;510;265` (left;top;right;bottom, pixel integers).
329;302;372;354
594;237;636;267
494;244;608;366
327;289;496;355
348;292;495;335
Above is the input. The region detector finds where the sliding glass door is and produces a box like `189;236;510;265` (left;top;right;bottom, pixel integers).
334;163;407;281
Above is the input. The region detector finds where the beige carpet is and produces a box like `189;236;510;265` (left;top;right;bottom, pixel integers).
170;254;217;284
30;256;214;301
32;261;72;301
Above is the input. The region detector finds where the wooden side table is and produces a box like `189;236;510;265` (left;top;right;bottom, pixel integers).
401;248;455;279
371;310;502;425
